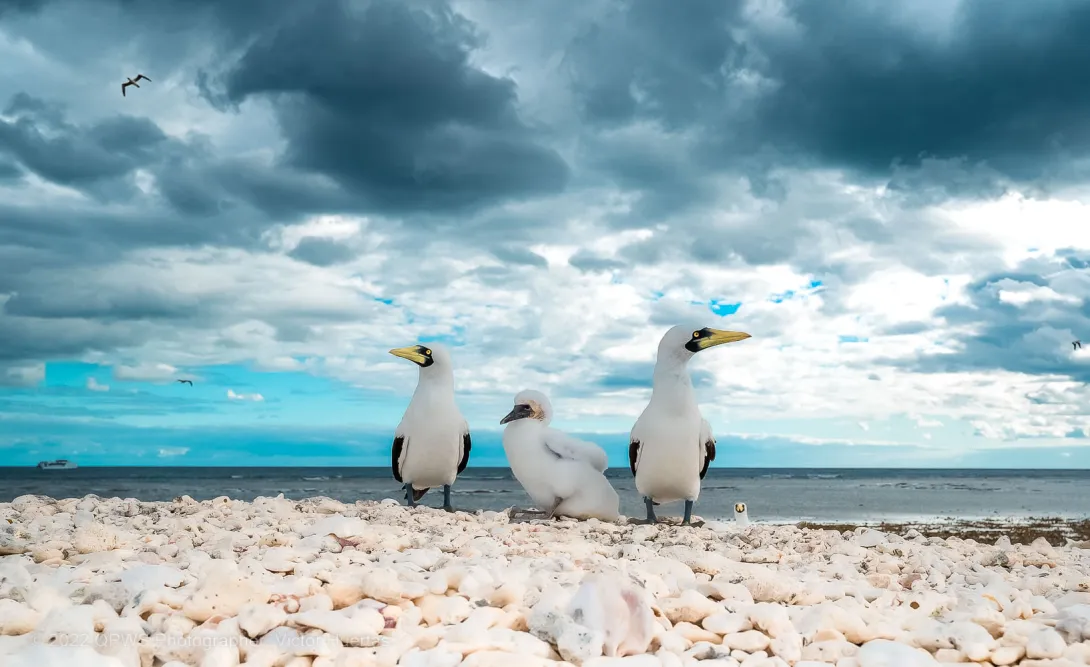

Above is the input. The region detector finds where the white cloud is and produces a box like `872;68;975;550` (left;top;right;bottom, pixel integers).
992;279;1081;307
912;415;944;428
113;363;178;382
0;363;44;387
157;447;189;457
85;377;109;392
227;389;265;402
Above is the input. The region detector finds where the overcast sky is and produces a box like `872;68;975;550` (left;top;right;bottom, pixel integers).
1;0;1088;468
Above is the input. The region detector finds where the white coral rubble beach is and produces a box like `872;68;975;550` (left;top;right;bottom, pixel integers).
1;495;1089;667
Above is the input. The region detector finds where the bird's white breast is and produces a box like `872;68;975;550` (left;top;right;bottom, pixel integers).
397;389;464;486
502;421;568;506
633;404;703;503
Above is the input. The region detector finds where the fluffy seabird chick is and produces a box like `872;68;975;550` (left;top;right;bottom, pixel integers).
500;389;620;521
389;343;471;511
629;325;751;526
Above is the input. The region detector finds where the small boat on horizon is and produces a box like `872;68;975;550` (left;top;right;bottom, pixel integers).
36;459;77;470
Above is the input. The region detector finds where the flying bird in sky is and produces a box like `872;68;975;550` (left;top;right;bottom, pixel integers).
121;74;150;96
176;379;193;386
1075;340;1083;350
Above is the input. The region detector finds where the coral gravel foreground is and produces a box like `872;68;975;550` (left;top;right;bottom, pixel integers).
0;494;1089;666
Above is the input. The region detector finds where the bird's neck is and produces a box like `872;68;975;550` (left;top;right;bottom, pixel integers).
411;368;454;400
505;419;544;436
649;356;696;412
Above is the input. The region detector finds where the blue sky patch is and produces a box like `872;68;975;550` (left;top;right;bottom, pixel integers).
709;300;741;316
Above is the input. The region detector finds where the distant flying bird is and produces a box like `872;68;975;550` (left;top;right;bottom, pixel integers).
121;74;151;96
176;379;192;386
1076;341;1083;350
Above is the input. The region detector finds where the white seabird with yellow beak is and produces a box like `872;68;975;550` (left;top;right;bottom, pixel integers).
629;325;751;526
389;343;471;511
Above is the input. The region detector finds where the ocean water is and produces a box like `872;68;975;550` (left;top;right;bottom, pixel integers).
2;467;1088;522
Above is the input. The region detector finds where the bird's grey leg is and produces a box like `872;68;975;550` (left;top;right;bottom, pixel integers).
681;500;704;527
442;485;454;512
628;497;658;525
404;484;416;507
543;498;562;520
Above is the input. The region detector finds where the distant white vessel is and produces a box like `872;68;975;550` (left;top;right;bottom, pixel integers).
36;459;77;470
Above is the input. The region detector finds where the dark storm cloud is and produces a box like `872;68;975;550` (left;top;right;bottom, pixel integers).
0;96;346;275
0;93;170;195
753;1;1090;180
196;0;568;214
154;156;356;221
0;91;303;296
0;0;48;16
565;0;745;130
0;159;22;180
2;0;570;226
565;0;1090;187
568;251;625;273
288;237;360;267
490;245;547;268
0;316;130;363
0;274;219;323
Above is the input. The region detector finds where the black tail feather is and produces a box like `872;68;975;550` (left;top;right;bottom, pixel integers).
412;487;429;501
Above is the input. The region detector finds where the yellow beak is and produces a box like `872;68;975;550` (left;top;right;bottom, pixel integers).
389;345;428;365
696;328;751;350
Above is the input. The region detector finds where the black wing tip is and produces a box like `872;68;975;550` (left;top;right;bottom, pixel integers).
457;431;471;474
699;439;715;479
391;435;405;483
412;487;429;501
628;440;639;475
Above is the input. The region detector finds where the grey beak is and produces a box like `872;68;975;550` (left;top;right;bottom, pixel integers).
500;403;534;425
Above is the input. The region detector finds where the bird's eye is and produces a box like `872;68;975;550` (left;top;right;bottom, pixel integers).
692;331;701;338
424;349;431;355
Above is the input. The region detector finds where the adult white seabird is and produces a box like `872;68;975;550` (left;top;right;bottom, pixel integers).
389;343;471;511
500;389;620;522
629;325;751;526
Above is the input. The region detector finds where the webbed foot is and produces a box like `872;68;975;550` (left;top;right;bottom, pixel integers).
508;508;550;522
